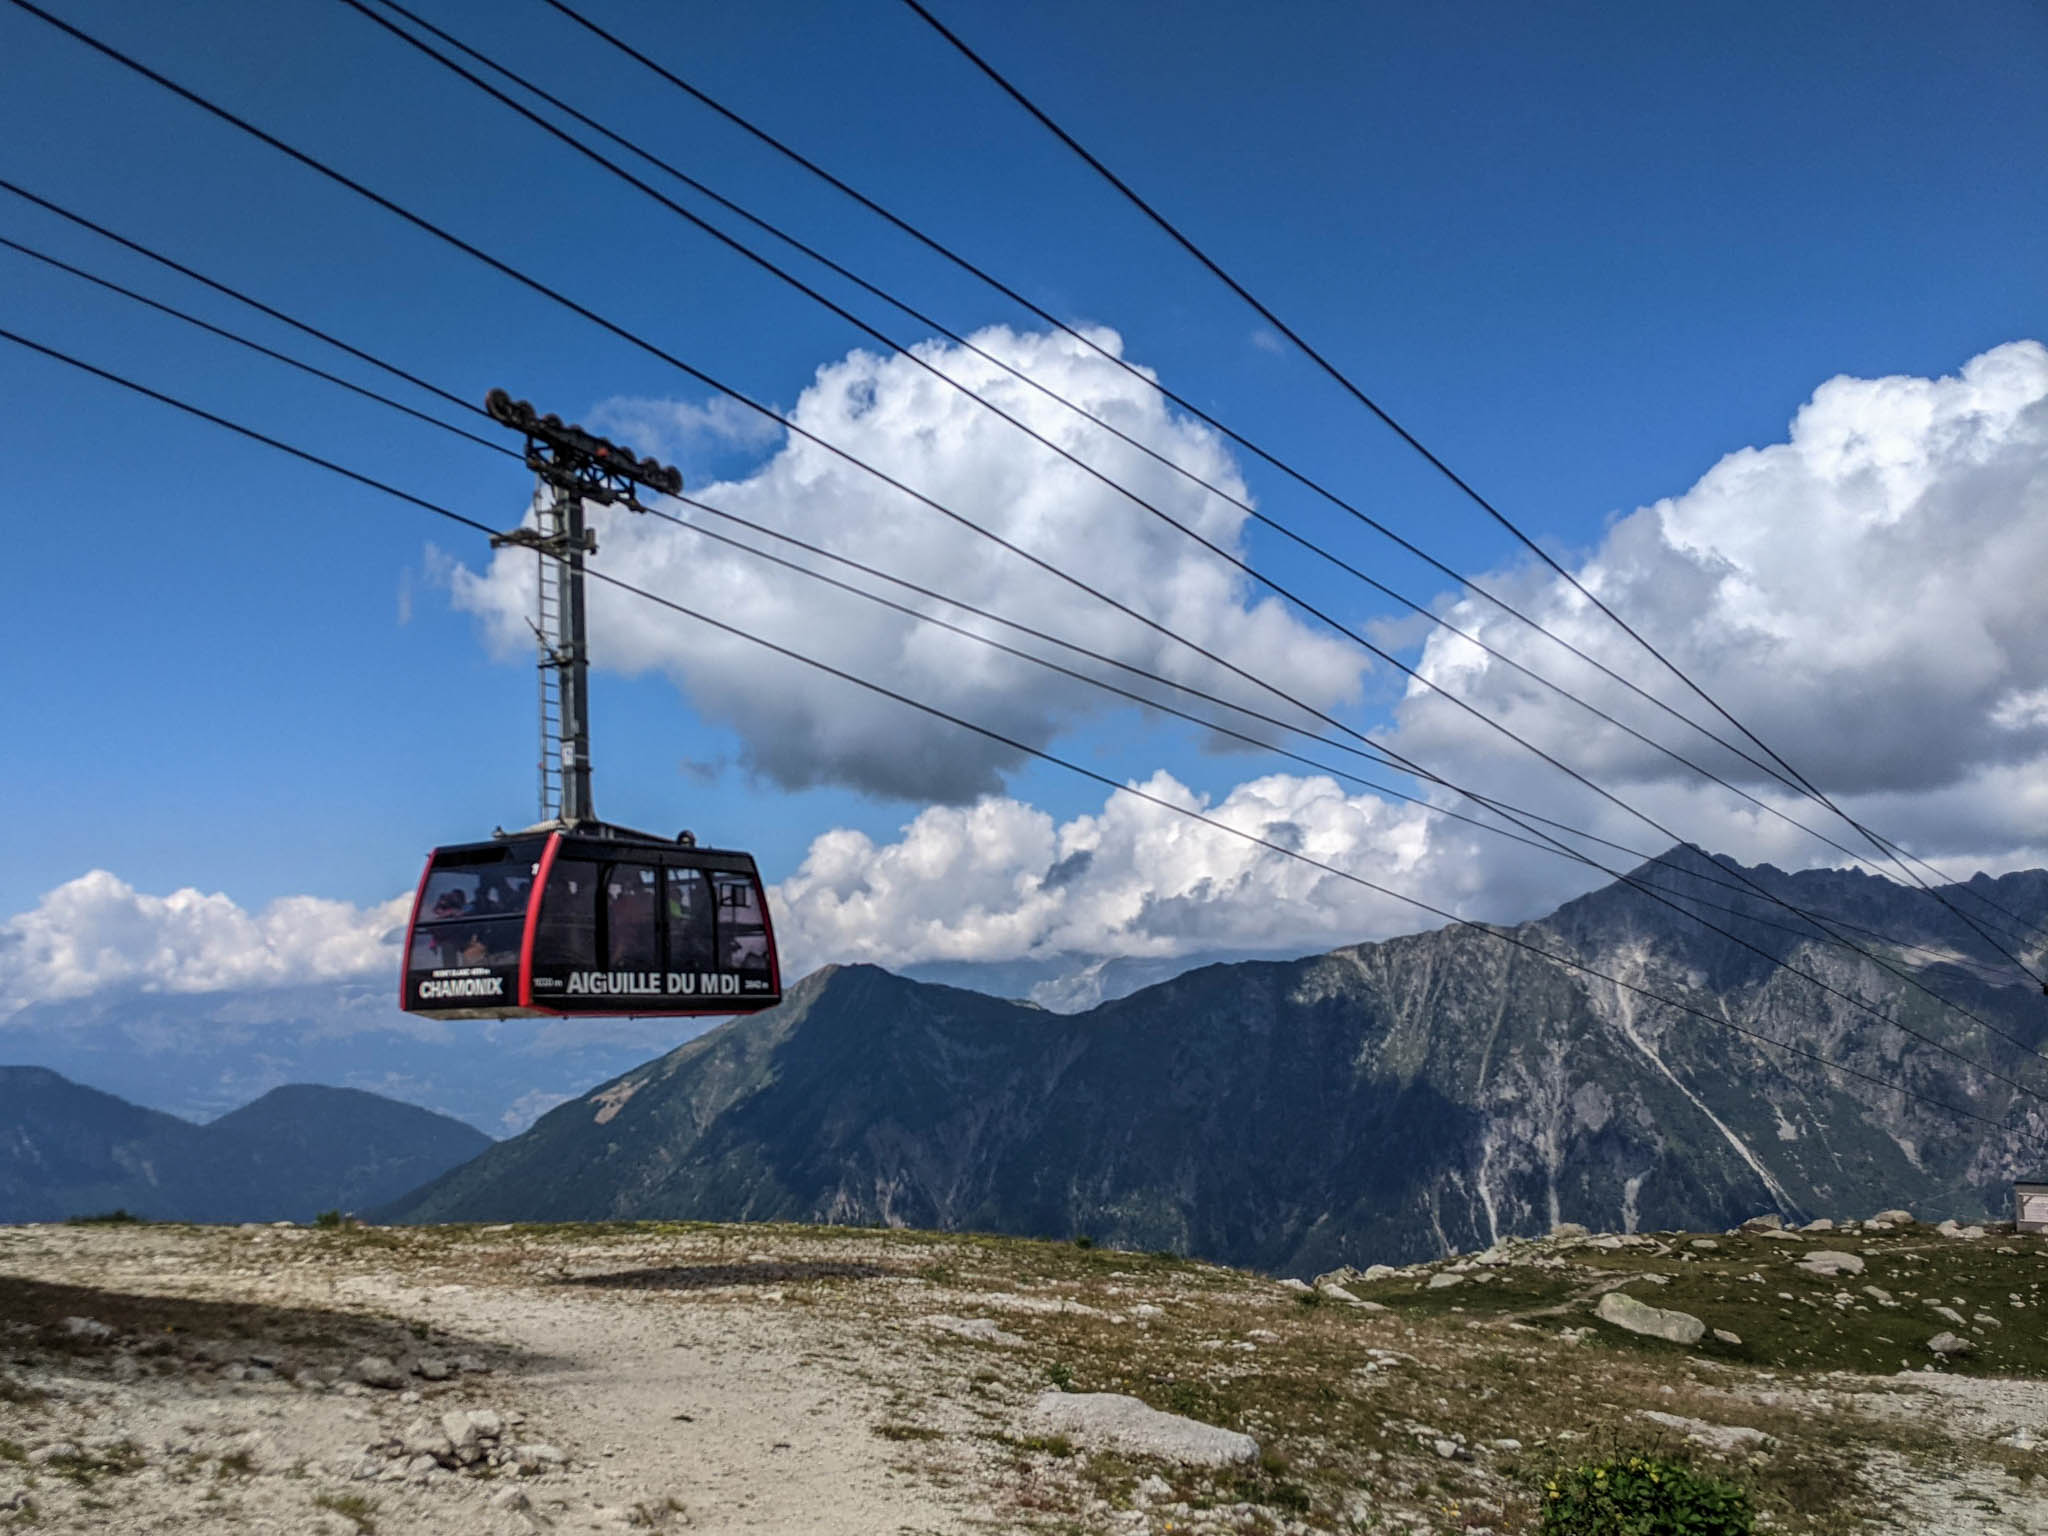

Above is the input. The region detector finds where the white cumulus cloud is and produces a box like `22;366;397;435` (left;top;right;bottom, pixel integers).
0;871;408;1013
1387;339;2048;886
449;325;1369;802
769;770;1493;978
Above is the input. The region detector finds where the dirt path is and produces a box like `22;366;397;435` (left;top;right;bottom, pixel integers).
0;1225;980;1534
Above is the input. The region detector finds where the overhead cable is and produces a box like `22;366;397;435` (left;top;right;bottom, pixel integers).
12;224;2039;1078
535;0;1867;820
8;10;2036;1064
354;0;1962;918
895;0;2037;971
545;0;2048;980
0;233;506;456
16;0;2040;1061
11;163;2030;989
307;0;2048;1003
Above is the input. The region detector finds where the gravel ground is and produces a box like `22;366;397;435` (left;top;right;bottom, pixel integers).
2;1219;2044;1535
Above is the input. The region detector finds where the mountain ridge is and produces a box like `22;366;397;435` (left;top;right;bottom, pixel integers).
381;847;2048;1270
0;1068;492;1223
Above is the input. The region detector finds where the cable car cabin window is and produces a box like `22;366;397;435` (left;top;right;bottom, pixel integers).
407;916;523;974
606;864;660;971
665;867;716;972
422;868;528;922
419;844;540;923
714;873;770;976
532;859;599;970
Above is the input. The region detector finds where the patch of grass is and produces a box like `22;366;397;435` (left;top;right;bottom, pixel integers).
1071;1235;1094;1250
1221;1462;1314;1513
1045;1362;1074;1391
313;1491;378;1532
0;1440;24;1463
214;1449;256;1478
1539;1450;1753;1535
42;1442;144;1485
314;1210;352;1230
1016;1433;1075;1459
1360;1227;2048;1379
873;1423;945;1442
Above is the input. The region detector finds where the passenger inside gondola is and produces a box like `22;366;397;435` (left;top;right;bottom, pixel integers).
666;867;716;971
607;865;660;969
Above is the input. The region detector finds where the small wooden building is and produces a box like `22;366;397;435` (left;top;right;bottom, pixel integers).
2018;1178;2048;1235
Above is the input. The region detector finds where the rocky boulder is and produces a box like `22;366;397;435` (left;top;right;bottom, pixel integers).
350;1355;406;1390
1796;1250;1865;1277
1595;1290;1706;1346
1025;1392;1258;1467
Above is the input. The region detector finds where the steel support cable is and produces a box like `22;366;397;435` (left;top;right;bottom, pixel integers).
536;0;1872;821
896;0;2041;972
0;180;1531;838
19;8;2038;1071
22;0;1715;968
552;1;2048;989
0;177;481;423
9;40;2029;1074
16;145;2032;968
654;499;2048;1000
30;129;2007;978
664;494;2048;997
15;242;2026;1081
298;0;2048;999
8;20;2031;1075
679;504;2023;988
0;234;509;456
549;0;2048;985
5;0;1399;758
355;0;1951;915
18;204;2011;985
1587;857;2035;983
2;320;2030;1140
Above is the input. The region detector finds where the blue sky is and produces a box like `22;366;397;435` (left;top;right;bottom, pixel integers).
1;0;2043;938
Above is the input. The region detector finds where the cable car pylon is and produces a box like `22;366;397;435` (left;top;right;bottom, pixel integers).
483;387;680;825
397;392;781;1022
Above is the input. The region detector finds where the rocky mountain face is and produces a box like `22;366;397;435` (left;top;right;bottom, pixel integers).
382;848;2048;1271
0;1069;491;1222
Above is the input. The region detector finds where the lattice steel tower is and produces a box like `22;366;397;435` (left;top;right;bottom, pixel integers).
484;388;683;826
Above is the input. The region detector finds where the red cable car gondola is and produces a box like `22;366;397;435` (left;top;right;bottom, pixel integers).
401;826;780;1020
400;390;781;1021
